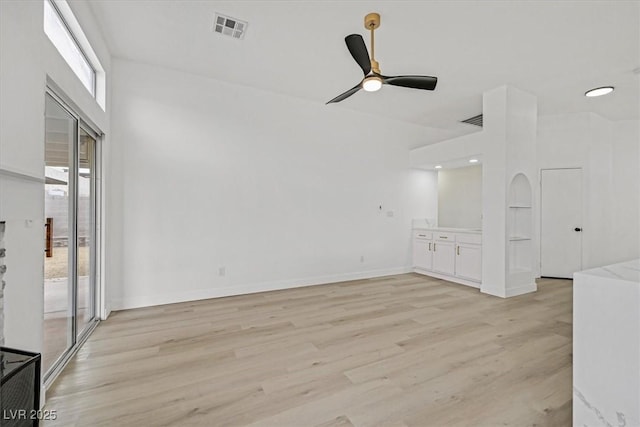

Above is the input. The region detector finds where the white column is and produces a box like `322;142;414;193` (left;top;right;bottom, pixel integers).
481;86;537;297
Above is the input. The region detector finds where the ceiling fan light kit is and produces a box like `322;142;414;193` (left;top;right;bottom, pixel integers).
362;76;382;92
327;12;438;104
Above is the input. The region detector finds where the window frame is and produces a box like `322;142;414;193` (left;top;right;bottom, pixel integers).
44;0;97;97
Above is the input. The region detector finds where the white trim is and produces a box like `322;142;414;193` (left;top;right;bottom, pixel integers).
481;287;506;298
413;268;481;289
482;281;537;298
96;136;110;321
46;78;102;133
112;267;413;311
0;166;45;183
506;282;538;297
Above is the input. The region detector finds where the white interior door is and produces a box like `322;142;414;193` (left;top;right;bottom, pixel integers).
540;168;583;278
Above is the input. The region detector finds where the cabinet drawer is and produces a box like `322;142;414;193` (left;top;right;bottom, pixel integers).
434;232;455;242
413;230;432;240
456;233;482;244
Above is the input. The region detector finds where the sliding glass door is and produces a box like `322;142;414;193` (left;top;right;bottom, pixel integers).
77;127;97;338
44;91;99;379
43;93;75;375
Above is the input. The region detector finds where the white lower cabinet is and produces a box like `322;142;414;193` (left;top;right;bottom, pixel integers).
413;239;433;270
433;240;455;275
412;231;433;270
455;243;482;282
413;228;482;289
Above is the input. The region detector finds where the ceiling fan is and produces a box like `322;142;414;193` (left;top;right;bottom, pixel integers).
327;13;438;104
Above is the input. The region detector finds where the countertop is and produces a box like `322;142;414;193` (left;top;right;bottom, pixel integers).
573;258;640;427
411;219;481;234
413;226;482;234
574;259;640;284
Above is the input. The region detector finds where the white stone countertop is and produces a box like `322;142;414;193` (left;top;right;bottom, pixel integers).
574;259;640;284
573;258;640;427
413;226;482;234
411;219;482;233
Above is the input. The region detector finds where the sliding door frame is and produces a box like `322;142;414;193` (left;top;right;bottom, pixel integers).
44;86;102;386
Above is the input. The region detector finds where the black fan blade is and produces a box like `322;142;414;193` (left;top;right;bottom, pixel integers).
326;83;362;104
345;34;371;76
383;75;438;91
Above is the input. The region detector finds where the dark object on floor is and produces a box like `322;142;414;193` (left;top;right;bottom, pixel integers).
1;347;41;427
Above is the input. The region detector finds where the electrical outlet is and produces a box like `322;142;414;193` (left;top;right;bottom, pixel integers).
360;256;364;263
218;267;226;277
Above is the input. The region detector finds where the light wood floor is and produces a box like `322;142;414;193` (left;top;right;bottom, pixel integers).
44;274;572;427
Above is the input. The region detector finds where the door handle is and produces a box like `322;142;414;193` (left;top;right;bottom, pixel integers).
45;217;53;258
428;242;431;251
457;245;460;255
574;227;582;232
433;243;436;251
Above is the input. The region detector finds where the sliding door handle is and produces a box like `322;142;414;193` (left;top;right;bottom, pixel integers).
45;217;53;258
574;227;582;232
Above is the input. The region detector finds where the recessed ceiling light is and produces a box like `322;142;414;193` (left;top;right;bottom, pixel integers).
585;86;614;97
469;159;479;163
435;165;442;169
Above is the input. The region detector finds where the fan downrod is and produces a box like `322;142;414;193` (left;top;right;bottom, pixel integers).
364;13;381;74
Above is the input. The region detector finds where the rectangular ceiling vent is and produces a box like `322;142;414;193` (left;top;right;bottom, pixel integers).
213;13;247;40
461;114;483;127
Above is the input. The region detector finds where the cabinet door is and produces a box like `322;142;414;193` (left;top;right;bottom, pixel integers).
433;241;455;275
455;243;482;282
413;239;433;270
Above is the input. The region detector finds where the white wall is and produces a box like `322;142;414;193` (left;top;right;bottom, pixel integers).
537;113;640;272
0;0;111;353
437;165;482;228
410;129;485;169
609;119;640;263
109;59;437;309
408;169;439;226
0;0;46;353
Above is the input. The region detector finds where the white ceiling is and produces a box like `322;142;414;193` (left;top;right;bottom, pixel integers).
87;1;640;145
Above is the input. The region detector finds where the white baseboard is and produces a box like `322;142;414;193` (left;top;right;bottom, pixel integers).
506;282;537;297
413;268;481;289
112;266;413;311
482;282;537;298
481;287;506;298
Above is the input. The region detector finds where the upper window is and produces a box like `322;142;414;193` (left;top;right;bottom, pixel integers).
44;0;96;96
